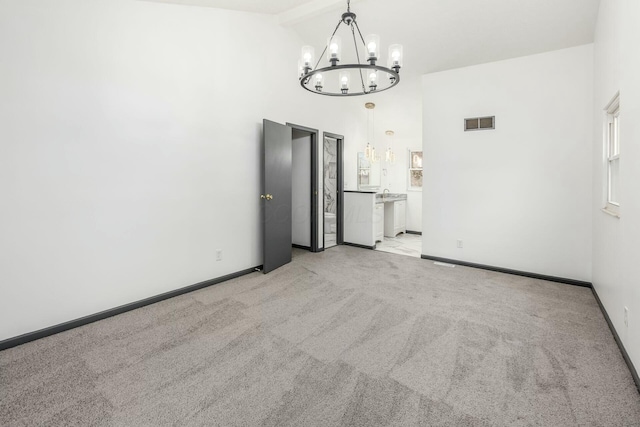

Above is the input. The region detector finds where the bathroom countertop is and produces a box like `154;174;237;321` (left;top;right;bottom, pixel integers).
375;194;407;204
344;190;377;193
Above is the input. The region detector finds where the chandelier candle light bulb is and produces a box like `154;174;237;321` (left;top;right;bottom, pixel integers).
301;46;315;71
365;34;380;63
327;36;342;66
315;74;324;91
339;71;350;94
368;71;378;91
388;44;403;70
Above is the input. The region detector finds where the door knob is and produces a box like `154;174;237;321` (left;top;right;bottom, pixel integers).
260;194;266;199
266;194;273;200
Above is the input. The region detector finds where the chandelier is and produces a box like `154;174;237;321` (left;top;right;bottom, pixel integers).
298;0;403;96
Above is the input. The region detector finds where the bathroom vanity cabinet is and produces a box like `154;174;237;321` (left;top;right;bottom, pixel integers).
344;192;407;248
384;199;406;237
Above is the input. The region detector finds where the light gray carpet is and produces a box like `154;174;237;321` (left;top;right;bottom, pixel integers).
1;246;639;426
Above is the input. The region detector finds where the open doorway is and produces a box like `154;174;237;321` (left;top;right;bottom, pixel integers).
288;123;320;252
372;147;423;258
323;132;344;249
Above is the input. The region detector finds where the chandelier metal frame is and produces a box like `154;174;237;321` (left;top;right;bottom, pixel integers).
299;0;402;97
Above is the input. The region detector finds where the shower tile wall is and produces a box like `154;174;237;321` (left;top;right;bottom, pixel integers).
324;138;337;214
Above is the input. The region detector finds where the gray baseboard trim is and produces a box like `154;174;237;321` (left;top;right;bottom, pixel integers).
344;242;376;250
406;230;422;235
591;287;640;394
292;244;311;251
420;254;592;288
0;265;262;352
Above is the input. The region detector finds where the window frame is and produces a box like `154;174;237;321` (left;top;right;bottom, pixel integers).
407;149;423;191
604;93;620;216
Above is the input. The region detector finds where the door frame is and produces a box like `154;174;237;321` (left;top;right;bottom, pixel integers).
287;122;320;253
322;132;344;248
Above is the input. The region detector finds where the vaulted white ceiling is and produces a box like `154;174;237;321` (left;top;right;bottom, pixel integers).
142;0;601;74
140;0;320;15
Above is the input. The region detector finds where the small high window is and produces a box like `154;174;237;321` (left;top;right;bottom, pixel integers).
604;93;620;215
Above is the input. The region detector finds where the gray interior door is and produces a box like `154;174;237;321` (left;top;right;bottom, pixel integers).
262;119;292;274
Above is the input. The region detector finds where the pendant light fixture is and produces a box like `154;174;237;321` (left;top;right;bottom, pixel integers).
385;130;396;163
298;0;403;96
364;102;380;163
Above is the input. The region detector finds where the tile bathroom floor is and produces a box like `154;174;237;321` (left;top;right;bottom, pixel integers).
375;232;422;258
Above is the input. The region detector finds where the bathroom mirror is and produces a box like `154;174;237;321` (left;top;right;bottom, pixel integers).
357;152;381;190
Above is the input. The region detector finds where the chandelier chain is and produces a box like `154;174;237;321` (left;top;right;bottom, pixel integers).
352;19;368;93
350;24;367;93
352;20;366;47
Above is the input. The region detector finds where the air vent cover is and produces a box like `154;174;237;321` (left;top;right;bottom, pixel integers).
464;116;495;131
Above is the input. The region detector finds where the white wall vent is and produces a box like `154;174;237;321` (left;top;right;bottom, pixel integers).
464;116;495;131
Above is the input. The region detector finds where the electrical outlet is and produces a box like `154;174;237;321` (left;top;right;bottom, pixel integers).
457;239;463;249
216;249;223;261
624;306;629;327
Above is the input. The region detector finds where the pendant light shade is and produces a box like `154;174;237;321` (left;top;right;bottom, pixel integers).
385;130;395;164
364;102;379;162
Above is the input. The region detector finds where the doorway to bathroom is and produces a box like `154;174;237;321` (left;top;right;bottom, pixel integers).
323;132;344;249
288;123;320;253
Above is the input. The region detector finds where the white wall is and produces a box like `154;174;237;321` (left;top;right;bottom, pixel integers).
421;45;593;281
0;0;359;341
292;132;311;247
592;0;640;371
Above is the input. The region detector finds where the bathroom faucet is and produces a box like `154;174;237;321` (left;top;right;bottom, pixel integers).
383;189;390;195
